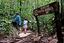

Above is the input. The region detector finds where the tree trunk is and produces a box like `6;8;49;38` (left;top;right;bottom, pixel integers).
55;12;63;43
35;16;40;36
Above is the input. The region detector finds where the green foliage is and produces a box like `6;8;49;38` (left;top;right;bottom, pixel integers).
38;13;55;33
0;0;56;35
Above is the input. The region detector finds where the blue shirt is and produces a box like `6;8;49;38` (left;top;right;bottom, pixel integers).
14;15;22;26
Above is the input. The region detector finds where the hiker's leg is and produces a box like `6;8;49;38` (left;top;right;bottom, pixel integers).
18;26;21;33
12;23;17;37
12;22;19;37
12;26;18;37
16;26;21;34
19;27;22;33
24;28;27;34
15;26;20;36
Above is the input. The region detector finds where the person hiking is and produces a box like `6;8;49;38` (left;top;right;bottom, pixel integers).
12;13;22;36
23;18;28;34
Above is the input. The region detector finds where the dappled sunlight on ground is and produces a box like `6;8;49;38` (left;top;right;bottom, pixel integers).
19;32;31;37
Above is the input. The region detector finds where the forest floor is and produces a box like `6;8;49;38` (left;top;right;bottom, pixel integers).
0;30;58;43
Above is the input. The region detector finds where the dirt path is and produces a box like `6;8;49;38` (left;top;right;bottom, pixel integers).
0;30;58;43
